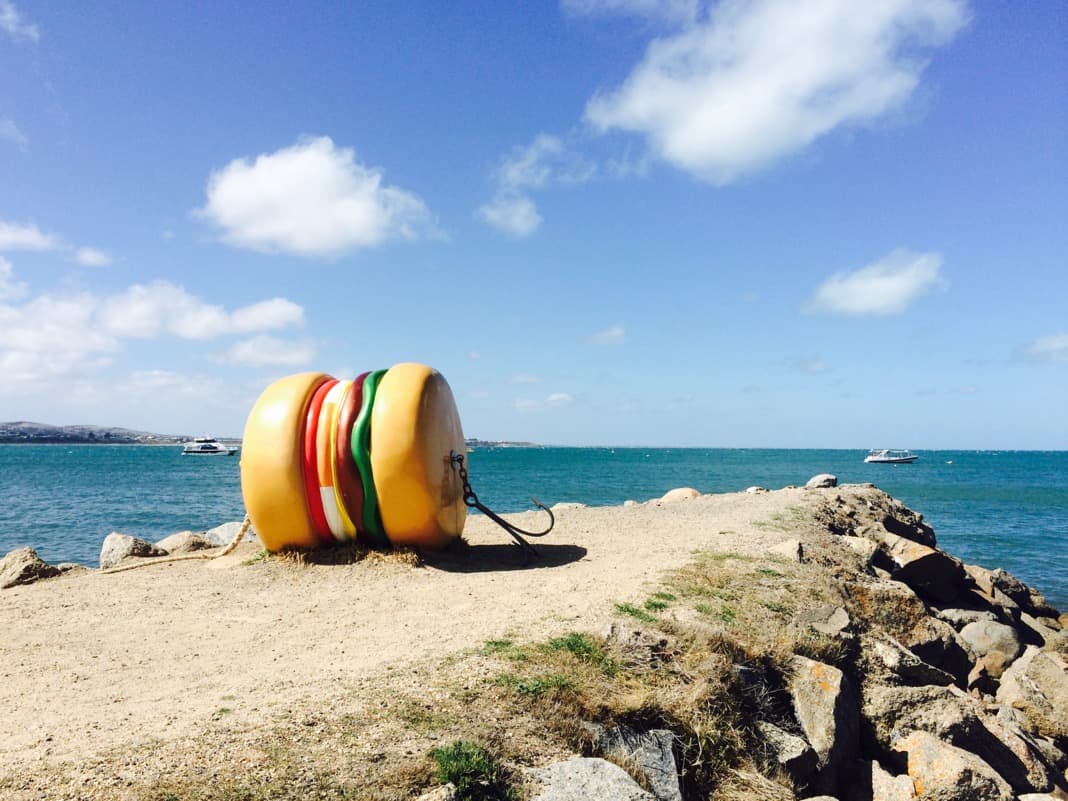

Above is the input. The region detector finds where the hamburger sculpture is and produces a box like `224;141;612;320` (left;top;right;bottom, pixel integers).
240;363;467;552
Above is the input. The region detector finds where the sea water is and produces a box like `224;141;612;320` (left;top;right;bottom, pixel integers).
1;445;1065;609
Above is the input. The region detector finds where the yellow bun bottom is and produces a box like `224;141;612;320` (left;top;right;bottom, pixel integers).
370;363;467;549
241;372;330;552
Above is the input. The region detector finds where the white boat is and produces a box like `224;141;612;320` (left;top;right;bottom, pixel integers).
864;448;918;464
182;436;239;456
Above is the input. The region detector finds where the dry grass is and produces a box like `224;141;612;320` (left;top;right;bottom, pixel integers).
270;543;422;568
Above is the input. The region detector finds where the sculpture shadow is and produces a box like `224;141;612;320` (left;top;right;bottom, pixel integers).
421;541;587;573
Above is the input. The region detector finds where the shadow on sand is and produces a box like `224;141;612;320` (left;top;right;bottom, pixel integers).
421;541;587;573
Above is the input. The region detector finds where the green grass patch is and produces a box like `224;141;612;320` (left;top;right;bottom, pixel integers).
756;567;784;578
496;672;576;697
615;602;657;623
430;740;517;801
482;638;529;662
763;601;790;614
644;598;669;612
651;591;677;601
546;632;618;676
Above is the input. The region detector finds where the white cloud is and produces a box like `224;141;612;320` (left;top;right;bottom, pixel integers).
587;324;627;345
788;356;830;374
562;0;698;26
0;271;307;394
1018;332;1068;364
0;292;118;388
197;136;432;257
0;220;58;251
515;392;575;413
806;250;944;316
0;0;38;42
97;281;305;340
585;0;968;183
496;135;597;191
230;297;305;333
477;195;542;237
215;335;317;367
1;118;28;149
73;246;112;267
511;374;541;384
0;256;27;301
478;134;595;236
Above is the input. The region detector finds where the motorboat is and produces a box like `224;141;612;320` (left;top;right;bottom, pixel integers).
182;436;239;456
864;449;918;464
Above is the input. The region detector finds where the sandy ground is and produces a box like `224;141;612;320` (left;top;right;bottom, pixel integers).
0;488;816;775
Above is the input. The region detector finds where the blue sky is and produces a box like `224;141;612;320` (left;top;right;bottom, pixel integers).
1;0;1065;447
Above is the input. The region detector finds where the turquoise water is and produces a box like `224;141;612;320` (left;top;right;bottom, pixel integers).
1;445;1065;609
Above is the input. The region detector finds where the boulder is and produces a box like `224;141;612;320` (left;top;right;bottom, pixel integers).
155;531;214;554
957;620;1023;668
862;683;1055;794
863;634;955;686
933;607;999;631
789;656;859;791
879;504;937;547
806;474;838;489
623;499;639;507
839;535;879;566
0;547;61;589
99;533;167;569
528;757;654;801
873;532;966;603
849;577;930;638
978;567;1059;618
745;486;768;494
861;684;980;756
900;617;975;684
797;606;851;637
1018;613;1067;649
658;487;700;503
897;730;1013;801
756;721;819;784
203;521;258;547
977;715;1057;794
590;725;680;801
997;647;1068;748
962;567;1024;622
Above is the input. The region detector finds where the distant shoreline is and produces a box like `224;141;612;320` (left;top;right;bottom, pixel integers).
0;422;235;446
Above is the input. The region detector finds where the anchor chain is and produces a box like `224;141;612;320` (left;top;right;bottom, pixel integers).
450;451;554;557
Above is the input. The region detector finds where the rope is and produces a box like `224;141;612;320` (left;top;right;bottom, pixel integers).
101;515;253;574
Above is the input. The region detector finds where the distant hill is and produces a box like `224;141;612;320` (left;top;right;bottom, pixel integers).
0;421;185;445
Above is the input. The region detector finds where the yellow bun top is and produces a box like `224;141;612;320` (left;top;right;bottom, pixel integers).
370;363;466;548
240;371;330;552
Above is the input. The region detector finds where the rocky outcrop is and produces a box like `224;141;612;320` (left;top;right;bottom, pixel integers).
0;547;60;589
527;757;654;800
98;532;167;569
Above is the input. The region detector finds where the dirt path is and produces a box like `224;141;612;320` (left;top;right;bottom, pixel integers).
0;489;811;773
